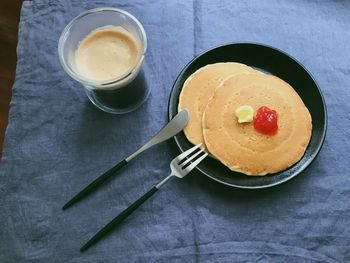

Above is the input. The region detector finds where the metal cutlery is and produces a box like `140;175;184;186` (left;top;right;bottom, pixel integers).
80;143;207;251
62;109;189;210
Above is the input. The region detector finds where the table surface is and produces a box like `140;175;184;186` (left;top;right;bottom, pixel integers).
0;0;22;160
2;0;350;261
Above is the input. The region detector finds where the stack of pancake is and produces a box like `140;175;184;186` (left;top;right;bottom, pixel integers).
178;62;312;176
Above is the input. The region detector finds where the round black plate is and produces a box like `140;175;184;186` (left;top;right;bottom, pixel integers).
168;43;327;189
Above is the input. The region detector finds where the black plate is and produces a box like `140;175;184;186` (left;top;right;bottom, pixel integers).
168;43;327;189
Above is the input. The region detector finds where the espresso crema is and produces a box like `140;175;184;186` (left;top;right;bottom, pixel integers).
75;26;141;81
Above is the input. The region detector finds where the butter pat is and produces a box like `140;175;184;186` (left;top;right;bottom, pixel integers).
235;105;254;123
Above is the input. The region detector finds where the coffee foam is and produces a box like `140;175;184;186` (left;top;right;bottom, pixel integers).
75;26;141;83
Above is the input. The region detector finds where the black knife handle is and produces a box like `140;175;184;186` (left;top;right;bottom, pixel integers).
62;159;128;210
80;186;158;252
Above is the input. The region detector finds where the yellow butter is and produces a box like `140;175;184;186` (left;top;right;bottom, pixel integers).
235;105;254;123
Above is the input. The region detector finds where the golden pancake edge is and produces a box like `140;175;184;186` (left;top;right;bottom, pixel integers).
178;62;256;146
202;72;312;175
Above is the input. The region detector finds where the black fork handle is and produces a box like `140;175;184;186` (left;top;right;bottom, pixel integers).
80;186;158;252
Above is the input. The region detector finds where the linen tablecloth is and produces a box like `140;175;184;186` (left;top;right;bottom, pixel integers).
1;0;350;262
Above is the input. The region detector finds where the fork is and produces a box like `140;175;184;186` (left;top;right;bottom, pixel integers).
80;144;207;252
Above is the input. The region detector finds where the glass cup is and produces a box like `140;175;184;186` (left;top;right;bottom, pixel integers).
58;8;149;114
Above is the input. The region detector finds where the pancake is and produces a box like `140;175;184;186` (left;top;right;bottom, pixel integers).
178;62;256;145
202;73;312;176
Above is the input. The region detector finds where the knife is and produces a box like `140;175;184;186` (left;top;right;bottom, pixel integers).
62;109;189;210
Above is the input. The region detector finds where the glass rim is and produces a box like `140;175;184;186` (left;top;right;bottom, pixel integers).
58;7;147;87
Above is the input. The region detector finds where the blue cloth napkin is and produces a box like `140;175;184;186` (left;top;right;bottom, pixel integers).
1;0;350;262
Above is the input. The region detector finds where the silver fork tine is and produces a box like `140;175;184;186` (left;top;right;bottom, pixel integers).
183;152;208;173
176;144;202;161
181;147;205;167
